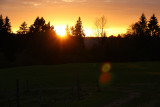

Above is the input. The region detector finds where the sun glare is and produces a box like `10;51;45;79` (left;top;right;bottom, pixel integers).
55;26;93;37
84;28;92;37
99;63;112;85
107;28;126;36
55;26;66;37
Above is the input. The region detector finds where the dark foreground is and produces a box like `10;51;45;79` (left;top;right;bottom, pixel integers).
0;62;160;107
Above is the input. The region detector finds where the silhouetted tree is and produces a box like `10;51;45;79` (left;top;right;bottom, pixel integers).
65;25;70;37
17;22;28;34
95;16;107;47
0;15;16;61
75;17;85;37
139;13;147;36
29;17;46;33
3;16;11;33
70;26;75;36
2;13;160;65
43;22;54;33
95;16;107;37
0;14;4;53
148;14;159;37
127;14;147;37
0;14;4;31
129;22;141;36
74;17;85;48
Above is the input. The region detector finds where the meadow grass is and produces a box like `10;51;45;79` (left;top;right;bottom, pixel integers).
0;62;160;107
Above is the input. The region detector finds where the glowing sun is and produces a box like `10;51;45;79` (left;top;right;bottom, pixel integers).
55;26;66;37
54;26;93;37
84;28;92;37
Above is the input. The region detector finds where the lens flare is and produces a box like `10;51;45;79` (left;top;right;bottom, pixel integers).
99;62;112;85
101;62;111;73
100;73;111;85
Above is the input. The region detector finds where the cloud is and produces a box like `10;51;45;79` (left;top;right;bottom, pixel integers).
105;0;112;3
0;0;45;8
1;0;160;9
110;0;160;4
62;0;74;2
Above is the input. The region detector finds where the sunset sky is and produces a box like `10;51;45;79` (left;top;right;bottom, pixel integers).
0;0;160;36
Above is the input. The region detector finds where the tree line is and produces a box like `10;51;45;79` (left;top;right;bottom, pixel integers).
0;15;86;66
0;13;160;67
127;13;160;38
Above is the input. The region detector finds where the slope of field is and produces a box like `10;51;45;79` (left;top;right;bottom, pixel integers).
0;62;160;107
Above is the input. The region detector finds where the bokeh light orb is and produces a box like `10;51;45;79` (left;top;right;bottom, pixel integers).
101;62;111;73
99;73;111;84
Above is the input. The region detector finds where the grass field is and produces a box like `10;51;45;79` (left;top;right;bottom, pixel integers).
0;62;160;107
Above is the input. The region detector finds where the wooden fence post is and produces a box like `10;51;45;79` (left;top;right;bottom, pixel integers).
97;79;101;92
16;79;20;107
76;72;81;100
26;80;29;92
39;87;43;107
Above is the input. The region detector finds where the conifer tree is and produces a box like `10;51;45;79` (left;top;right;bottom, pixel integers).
29;17;46;33
0;14;4;31
148;14;159;37
74;17;85;48
75;17;85;38
17;21;28;34
139;13;147;36
4;16;11;33
65;25;70;37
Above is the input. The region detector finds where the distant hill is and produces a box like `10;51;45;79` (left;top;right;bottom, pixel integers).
84;37;100;48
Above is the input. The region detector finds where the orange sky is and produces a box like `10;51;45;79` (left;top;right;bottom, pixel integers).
1;0;160;36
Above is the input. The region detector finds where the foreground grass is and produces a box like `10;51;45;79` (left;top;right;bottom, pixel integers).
0;62;160;107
